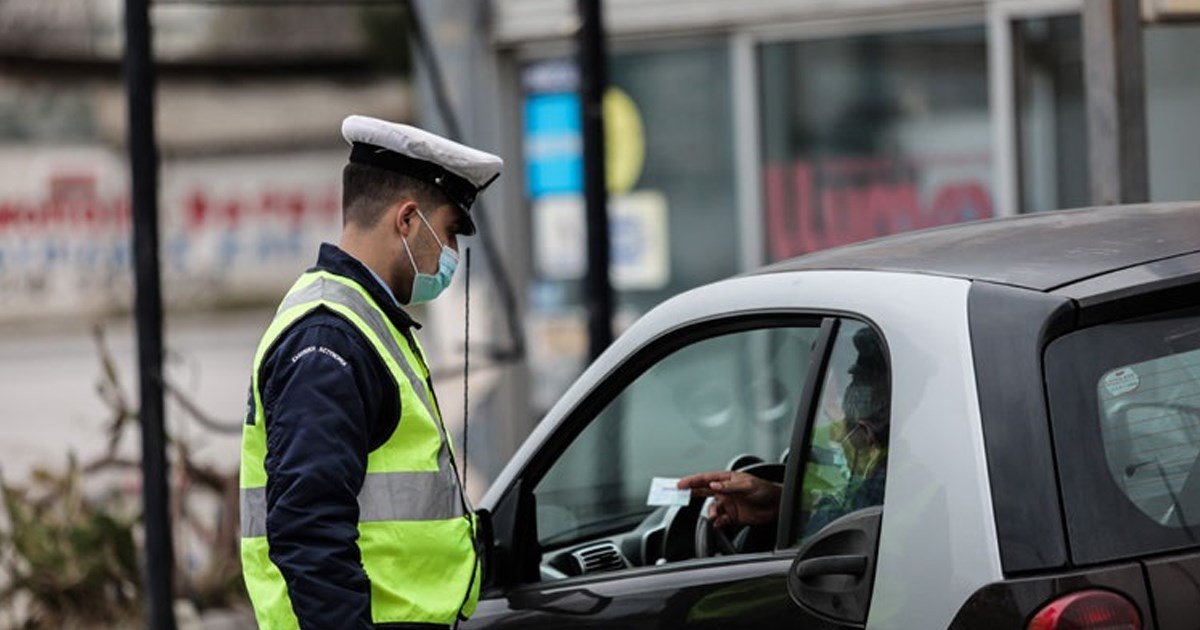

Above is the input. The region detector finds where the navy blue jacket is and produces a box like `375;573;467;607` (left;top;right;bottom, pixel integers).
251;243;427;629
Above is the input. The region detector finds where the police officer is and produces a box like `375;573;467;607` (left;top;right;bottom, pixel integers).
239;115;502;629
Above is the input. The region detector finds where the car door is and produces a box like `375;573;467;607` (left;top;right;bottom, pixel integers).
466;315;894;629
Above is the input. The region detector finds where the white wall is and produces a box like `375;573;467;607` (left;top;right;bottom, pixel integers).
0;313;261;485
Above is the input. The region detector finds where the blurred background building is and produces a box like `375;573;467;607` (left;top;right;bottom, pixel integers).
0;2;418;612
0;0;1199;619
486;0;1200;430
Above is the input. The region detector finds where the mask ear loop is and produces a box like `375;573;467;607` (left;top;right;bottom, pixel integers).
416;209;449;251
840;419;872;473
402;229;420;274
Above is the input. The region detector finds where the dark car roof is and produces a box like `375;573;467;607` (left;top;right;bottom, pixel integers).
756;202;1200;291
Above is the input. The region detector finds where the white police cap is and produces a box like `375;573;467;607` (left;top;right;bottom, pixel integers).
341;115;503;235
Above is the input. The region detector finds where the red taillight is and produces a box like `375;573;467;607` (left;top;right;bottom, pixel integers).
1027;590;1141;630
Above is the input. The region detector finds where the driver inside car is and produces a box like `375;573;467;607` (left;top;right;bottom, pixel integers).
677;326;890;543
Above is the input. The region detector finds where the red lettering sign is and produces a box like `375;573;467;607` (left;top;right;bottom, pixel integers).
0;172;339;235
764;157;993;260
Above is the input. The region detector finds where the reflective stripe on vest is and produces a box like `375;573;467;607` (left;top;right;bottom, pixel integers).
241;470;466;537
239;270;479;628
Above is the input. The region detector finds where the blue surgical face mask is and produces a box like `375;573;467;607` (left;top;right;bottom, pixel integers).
403;210;459;305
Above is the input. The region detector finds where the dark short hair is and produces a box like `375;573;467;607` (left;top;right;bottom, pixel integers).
342;162;451;229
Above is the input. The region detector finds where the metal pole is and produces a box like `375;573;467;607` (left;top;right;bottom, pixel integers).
1083;0;1149;205
405;0;526;362
577;0;614;362
124;1;177;627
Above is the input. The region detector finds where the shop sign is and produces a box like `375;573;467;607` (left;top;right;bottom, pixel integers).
763;154;993;261
522;59;647;199
533;190;670;290
0;147;342;322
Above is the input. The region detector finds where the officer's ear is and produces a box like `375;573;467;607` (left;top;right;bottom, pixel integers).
394;200;420;237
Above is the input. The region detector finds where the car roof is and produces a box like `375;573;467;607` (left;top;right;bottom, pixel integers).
755;202;1200;291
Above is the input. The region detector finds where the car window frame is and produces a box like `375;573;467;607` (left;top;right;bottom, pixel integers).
516;312;829;509
490;310;896;591
778;317;840;547
492;312;832;589
528;319;826;551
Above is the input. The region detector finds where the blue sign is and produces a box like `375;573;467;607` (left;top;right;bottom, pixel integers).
524;92;582;199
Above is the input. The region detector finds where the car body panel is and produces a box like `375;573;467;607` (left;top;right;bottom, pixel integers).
1144;550;1200;630
469;555;802;629
967;282;1073;573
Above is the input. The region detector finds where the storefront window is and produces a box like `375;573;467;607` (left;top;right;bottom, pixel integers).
1012;18;1200;210
759;27;992;261
1146;24;1200;203
1014;15;1089;213
522;44;737;411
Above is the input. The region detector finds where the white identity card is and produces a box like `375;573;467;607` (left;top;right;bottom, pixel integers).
646;477;691;507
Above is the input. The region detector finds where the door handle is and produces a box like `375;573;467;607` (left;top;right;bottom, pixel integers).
794;554;867;579
787;508;881;624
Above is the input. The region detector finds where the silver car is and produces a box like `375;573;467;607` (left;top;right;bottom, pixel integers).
465;202;1200;629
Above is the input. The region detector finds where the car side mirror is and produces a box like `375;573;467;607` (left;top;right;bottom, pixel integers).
787;506;882;624
479;479;541;592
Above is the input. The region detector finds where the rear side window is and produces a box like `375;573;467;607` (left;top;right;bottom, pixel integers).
1046;306;1200;564
1098;353;1200;524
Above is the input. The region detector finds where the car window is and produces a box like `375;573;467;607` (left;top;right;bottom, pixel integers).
532;323;821;555
1098;352;1200;523
1046;305;1200;563
792;321;890;545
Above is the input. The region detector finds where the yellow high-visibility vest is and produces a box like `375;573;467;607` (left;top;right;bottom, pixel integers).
240;270;479;628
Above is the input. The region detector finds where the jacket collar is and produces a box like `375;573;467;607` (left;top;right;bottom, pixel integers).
311;242;420;330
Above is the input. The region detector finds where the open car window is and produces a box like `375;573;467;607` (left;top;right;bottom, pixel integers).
531;322;822;580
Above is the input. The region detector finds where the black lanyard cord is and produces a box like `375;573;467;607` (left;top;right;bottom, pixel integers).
462;247;470;491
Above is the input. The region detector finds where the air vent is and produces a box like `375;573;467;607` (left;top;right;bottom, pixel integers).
572;542;628;574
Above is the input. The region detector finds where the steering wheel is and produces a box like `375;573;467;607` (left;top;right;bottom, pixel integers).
694;460;786;558
695;496;740;557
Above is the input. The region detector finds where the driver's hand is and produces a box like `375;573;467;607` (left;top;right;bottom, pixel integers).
677;471;782;528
